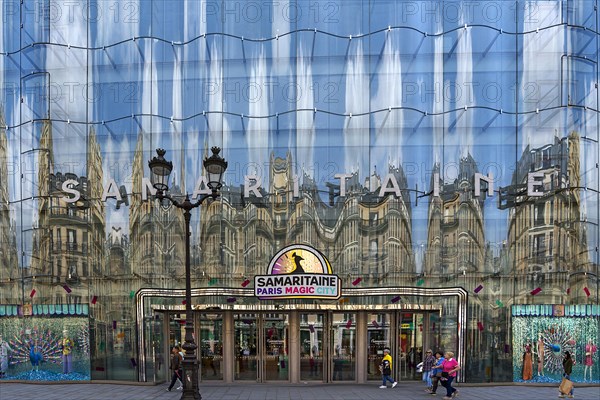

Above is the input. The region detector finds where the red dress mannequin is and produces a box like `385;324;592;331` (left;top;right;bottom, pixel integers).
584;339;597;381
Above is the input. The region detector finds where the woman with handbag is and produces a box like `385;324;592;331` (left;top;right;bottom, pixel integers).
441;351;460;399
559;351;574;398
427;351;445;395
422;349;436;392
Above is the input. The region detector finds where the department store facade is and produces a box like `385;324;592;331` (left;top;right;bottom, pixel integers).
0;0;598;385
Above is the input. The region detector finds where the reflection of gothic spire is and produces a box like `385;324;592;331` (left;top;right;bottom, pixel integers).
180;144;185;193
0;107;19;302
364;166;381;192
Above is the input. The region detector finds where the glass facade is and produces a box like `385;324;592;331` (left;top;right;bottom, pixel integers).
0;0;598;384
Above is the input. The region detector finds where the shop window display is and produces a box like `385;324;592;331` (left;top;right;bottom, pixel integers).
0;312;90;381
512;305;599;383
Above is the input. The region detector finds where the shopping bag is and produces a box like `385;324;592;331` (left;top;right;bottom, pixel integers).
559;377;573;395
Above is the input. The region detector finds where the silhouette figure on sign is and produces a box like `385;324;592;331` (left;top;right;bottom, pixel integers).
291;252;307;274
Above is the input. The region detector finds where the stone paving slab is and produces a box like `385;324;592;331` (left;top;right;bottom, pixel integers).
0;382;599;400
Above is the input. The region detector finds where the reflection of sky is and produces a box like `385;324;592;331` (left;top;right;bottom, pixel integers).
521;0;563;151
247;47;271;182
343;41;369;175
295;43;315;176
1;0;598;258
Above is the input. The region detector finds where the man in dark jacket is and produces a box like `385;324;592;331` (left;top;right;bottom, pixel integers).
167;346;183;391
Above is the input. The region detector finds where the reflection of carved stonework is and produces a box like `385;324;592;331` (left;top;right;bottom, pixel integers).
0;108;19;303
30;121;105;305
104;226;133;354
505;132;588;302
129;133;186;287
424;154;486;277
200;152;414;286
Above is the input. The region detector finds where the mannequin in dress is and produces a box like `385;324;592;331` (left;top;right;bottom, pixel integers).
536;333;544;376
522;344;533;381
584;338;597;381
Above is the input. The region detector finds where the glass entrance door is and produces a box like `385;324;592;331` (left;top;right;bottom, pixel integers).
234;313;258;380
300;313;325;381
262;313;289;381
330;312;356;381
198;313;223;380
398;312;422;380
234;313;289;381
367;313;393;380
397;312;439;380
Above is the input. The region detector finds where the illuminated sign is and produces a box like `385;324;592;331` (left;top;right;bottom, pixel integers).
254;244;341;300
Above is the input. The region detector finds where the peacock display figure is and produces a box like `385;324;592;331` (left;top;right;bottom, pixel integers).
9;328;62;370
541;325;576;373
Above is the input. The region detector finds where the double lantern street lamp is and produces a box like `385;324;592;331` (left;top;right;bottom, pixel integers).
148;147;228;400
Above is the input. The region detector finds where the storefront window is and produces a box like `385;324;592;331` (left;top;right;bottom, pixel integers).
0;0;597;385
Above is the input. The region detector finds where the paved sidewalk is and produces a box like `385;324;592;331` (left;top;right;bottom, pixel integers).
0;381;598;400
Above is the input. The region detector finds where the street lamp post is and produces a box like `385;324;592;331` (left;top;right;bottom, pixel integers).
148;146;227;400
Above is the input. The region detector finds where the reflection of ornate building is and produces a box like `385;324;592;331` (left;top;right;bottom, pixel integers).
129;135;186;287
423;155;488;379
30;122;106;305
424;155;486;276
504;132;588;302
204;154;415;286
0;109;19;303
105;226;132;355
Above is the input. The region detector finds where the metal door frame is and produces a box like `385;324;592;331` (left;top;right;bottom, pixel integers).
232;312;291;383
259;312;291;382
395;310;441;381
137;287;468;383
299;311;329;382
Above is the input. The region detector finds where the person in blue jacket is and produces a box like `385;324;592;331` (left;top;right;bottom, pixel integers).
428;351;445;395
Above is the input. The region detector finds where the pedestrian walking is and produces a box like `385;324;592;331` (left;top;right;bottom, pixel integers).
559;351;574;398
428;351;445;395
175;345;184;390
166;346;183;392
440;351;460;399
422;349;435;391
379;348;397;389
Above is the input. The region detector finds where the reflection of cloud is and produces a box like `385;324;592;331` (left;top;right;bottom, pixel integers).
141;33;160;144
296;43;315;177
184;0;205;43
247;47;270;181
95;1;140;54
522;0;562;150
432;25;444;164
343;41;369;175
170;47;184;191
103;129;132;237
207;43;231;151
455;23;473;159
373;33;403;169
44;0;88;171
272;0;291;77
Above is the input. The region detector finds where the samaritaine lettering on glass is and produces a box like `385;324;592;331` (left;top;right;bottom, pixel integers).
56;171;546;204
